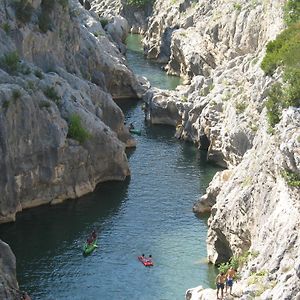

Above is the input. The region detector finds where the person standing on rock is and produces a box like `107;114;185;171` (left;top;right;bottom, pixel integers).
225;267;237;295
216;272;226;299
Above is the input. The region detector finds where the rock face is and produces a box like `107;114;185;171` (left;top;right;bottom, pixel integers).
0;0;142;223
0;240;19;300
143;0;285;168
204;108;300;299
90;0;152;34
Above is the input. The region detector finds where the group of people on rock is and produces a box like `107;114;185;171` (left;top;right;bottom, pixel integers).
215;266;237;299
86;229;97;245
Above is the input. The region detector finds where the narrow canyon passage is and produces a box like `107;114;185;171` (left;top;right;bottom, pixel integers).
0;34;220;300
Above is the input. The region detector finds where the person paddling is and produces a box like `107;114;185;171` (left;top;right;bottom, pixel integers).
91;229;97;241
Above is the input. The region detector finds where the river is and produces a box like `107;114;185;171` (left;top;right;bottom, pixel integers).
0;35;220;300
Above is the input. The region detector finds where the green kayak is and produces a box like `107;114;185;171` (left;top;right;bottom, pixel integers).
129;129;141;136
83;239;98;255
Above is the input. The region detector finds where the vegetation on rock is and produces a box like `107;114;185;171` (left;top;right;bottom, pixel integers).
67;114;91;144
44;86;61;106
126;0;153;8
261;0;300;128
14;0;33;24
0;51;20;74
281;170;300;188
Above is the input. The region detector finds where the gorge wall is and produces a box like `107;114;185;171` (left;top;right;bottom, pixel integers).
93;0;300;299
0;0;142;223
0;0;143;297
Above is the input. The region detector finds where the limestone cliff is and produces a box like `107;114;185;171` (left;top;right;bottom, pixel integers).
0;0;144;224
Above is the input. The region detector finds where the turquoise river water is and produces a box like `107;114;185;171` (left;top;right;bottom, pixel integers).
0;35;220;300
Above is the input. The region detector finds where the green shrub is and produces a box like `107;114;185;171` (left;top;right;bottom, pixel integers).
14;0;33;23
67;114;90;144
34;69;44;79
235;101;247;113
20;63;31;75
126;0;153;7
58;0;68;9
100;18;109;28
2;100;10;109
41;0;55;11
1;23;11;34
284;0;300;25
265;83;284;128
39;101;51;109
218;262;230;274
281;170;300;187
27;81;36;91
261;19;300;127
12;89;21;100
0;51;20;74
38;0;56;33
261;22;300;75
233;3;242;10
283;67;300;107
44;86;61;105
38;11;52;33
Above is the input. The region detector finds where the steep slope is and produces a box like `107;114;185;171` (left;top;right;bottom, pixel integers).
0;0;141;223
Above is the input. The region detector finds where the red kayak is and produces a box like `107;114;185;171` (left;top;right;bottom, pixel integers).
138;256;153;267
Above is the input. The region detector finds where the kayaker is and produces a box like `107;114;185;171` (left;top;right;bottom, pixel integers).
87;237;93;245
91;230;97;241
129;122;134;130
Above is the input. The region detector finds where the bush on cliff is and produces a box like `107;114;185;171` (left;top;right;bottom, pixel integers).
261;19;300;128
0;51;20;74
67;114;90;144
284;0;300;25
14;0;33;24
126;0;153;8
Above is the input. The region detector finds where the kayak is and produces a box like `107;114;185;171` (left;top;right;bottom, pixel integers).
129;129;141;136
83;239;98;255
138;256;153;267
